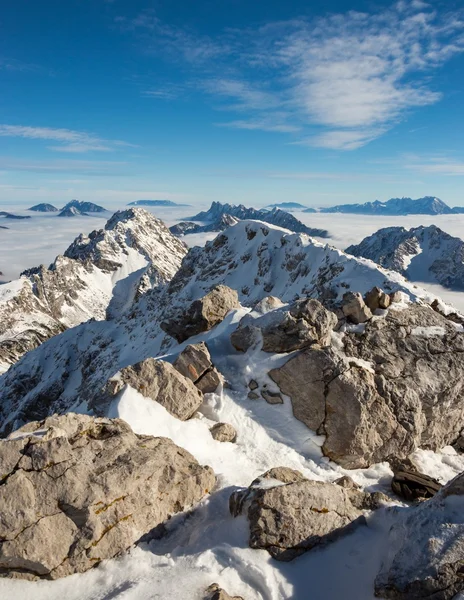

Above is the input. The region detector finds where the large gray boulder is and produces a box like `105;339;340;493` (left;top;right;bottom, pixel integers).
173;342;222;393
107;358;203;420
162;285;240;343
230;468;383;561
375;472;464;599
0;413;215;580
270;304;464;468
231;298;337;353
342;291;372;323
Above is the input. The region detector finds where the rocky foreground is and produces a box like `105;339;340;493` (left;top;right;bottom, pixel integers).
0;216;464;599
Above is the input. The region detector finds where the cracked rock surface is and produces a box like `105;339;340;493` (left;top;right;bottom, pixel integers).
230;467;383;561
270;304;464;468
0;413;215;580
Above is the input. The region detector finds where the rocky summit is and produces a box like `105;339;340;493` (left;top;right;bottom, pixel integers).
0;215;463;599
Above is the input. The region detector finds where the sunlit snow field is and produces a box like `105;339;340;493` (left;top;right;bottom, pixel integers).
2;203;464;311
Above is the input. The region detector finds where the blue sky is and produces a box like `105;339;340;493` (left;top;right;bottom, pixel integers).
1;0;464;208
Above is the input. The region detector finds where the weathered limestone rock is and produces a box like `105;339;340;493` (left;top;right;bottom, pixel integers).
247;392;259;400
162;285;240;342
248;379;258;390
205;583;244;600
230;468;382;561
173;342;222;394
365;286;391;312
375;472;464;599
209;422;237;443
341;291;372;323
231;298;337;353
270;305;464;468
0;413;215;580
107;358;203;420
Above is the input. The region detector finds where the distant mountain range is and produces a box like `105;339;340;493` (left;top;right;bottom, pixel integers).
170;214;240;236
0;211;31;220
189;202;329;237
128;200;191;207
265;202;314;212
27;200;107;216
346;224;464;291
315;196;464;216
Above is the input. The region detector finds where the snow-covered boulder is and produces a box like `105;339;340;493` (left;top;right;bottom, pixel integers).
0;413;215;580
230;468;384;561
375;472;464;599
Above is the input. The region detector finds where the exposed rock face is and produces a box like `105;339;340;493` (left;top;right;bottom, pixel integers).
230;468;381;561
231;298;337;353
0;413;215;580
205;583;244;600
209;422;237;443
0;209;187;368
375;472;464;599
173;342;222;393
162;285;240;343
270;304;464;468
106;359;204;421
341;291;373;323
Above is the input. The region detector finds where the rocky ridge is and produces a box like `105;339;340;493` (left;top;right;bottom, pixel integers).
346;224;464;291
0;208;187;369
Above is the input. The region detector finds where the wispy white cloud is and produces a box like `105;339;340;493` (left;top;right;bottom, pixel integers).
124;1;464;150
403;154;464;175
0;125;134;154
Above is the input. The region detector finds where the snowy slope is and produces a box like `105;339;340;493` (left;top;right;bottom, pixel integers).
0;208;187;369
1;218;464;599
0;219;450;435
1;304;464;600
346;225;464;291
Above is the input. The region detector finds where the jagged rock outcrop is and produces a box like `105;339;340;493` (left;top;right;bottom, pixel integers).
364;286;391;311
231;298;337;353
0;208;187;368
375;472;464;599
162;285;240;343
270;304;464;468
230;468;384;561
170;214;240;236
173;342;222;393
209;422;237;443
189;202;329;237
346;225;464;291
0;413;215;580
105;359;203;420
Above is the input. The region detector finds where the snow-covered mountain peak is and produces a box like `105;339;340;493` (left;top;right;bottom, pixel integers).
0;208;187;369
346;224;464;291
